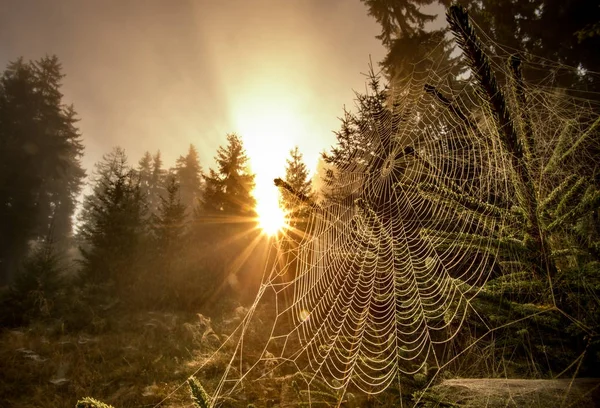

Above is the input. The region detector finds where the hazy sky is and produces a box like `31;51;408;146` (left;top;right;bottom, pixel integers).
1;0;392;214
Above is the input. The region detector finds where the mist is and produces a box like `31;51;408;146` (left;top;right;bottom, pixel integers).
0;0;385;178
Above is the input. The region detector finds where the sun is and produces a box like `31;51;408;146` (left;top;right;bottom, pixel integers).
256;195;287;235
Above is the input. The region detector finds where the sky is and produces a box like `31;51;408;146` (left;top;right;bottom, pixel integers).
0;0;391;218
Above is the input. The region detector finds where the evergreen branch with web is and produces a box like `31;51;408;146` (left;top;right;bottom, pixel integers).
210;5;600;406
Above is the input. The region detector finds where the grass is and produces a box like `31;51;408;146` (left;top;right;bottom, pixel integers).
0;309;235;408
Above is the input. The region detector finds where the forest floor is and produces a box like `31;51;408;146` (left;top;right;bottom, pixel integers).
2;303;599;408
0;305;248;408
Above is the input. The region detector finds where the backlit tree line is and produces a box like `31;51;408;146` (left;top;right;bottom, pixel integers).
0;56;313;326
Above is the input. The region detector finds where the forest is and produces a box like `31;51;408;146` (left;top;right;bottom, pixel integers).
1;0;600;407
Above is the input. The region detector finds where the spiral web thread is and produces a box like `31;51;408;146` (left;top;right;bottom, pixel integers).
200;12;600;407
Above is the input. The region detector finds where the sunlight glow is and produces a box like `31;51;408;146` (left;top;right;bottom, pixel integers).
230;81;309;236
256;198;287;235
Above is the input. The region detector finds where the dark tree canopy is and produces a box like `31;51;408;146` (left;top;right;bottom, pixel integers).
361;0;460;84
362;0;451;46
0;56;85;284
460;0;600;96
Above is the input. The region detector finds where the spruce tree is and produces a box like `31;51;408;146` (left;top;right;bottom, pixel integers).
283;147;312;201
152;175;186;257
0;239;64;326
78;148;146;286
360;0;462;84
136;151;153;210
0;56;85;283
149;150;166;216
280;146;312;230
202;134;256;216
144;175;187;306
174;144;203;216
361;0;451;46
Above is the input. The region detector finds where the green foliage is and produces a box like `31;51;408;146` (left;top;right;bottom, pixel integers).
75;397;115;408
0;240;64;326
431;5;600;374
327;3;600;381
188;376;211;408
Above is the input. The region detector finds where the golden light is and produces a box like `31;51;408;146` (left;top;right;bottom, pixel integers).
230;80;311;236
256;194;287;235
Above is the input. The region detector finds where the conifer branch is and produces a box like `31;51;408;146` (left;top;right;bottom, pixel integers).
508;55;535;165
417;182;509;220
543;119;575;175
539;174;579;212
420;229;529;257
274;178;312;205
546;187;600;232
423;83;477;131
446;5;520;160
76;398;115;408
554;176;588;216
558;116;600;167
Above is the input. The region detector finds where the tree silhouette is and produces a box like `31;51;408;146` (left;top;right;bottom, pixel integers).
78;148;146;286
0;56;85;284
174;144;203;217
202;134;256;216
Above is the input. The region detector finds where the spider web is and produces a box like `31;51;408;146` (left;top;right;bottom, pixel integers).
182;11;600;408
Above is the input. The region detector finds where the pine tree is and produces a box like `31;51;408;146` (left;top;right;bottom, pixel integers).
136;150;166;217
78;148;146;286
136;151;153;207
361;0;451;46
143;175;187;306
202;134;256;216
322;73;395;204
360;0;462;85
285;147;312;197
0;56;85;283
152;175;186;258
419;4;600;374
149;150;166;216
0;239;64;326
174;144;203;216
279;146;312;232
